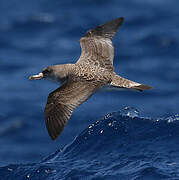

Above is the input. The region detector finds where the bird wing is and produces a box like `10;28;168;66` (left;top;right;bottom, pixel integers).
76;17;124;72
44;80;99;140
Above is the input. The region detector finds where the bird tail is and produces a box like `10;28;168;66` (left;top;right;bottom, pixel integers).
110;74;152;92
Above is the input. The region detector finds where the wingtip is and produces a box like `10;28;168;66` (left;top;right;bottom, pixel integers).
50;135;57;141
117;17;124;23
48;128;58;141
84;17;125;40
111;17;124;27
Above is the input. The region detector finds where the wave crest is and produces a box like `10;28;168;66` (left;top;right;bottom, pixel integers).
1;107;179;180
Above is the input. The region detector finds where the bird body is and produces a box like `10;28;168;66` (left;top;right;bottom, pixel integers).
29;17;152;140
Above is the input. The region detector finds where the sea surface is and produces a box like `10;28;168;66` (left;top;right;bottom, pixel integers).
0;0;179;179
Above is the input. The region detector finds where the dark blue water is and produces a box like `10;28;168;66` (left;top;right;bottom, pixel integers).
0;0;179;179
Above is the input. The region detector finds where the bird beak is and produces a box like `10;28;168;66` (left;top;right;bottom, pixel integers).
29;72;44;80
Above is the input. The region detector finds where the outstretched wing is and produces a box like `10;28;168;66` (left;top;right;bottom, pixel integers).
77;17;124;72
44;80;99;140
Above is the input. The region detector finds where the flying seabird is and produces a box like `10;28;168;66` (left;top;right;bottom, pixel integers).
29;17;152;140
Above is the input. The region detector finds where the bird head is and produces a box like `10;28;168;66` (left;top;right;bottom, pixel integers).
29;65;69;83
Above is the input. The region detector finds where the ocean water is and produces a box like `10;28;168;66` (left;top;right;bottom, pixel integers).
1;107;179;179
0;0;179;179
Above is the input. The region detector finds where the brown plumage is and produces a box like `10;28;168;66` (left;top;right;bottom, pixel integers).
29;17;152;140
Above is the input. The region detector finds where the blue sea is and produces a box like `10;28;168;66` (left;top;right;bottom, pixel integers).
0;0;179;179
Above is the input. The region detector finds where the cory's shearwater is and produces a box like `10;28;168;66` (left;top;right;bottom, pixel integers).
29;17;152;140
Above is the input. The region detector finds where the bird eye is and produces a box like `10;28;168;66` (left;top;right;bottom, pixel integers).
42;68;51;75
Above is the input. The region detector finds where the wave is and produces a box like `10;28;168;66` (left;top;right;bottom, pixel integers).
1;107;179;180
